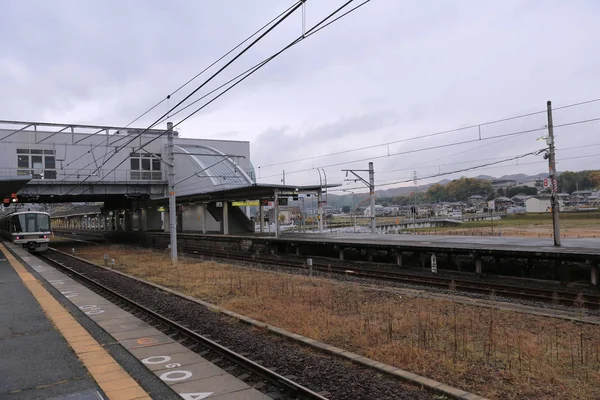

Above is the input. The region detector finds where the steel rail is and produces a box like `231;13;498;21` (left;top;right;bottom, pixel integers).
41;250;329;400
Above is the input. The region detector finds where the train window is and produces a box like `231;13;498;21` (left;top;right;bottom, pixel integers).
26;215;36;232
37;214;50;231
14;215;25;232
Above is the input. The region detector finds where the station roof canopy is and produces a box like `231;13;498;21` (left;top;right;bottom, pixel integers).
177;183;341;203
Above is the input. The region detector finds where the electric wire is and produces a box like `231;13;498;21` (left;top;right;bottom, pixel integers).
57;2;300;175
64;0;306;192
258;115;600;179
256;97;600;170
67;0;368;195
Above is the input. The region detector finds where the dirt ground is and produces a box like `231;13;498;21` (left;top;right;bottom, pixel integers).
72;245;600;400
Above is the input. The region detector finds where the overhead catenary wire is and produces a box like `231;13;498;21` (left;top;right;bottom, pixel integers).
64;0;306;193
330;152;600;193
257;115;600;180
256;97;600;170
331;149;544;192
57;2;301;175
68;0;369;195
377;141;600;176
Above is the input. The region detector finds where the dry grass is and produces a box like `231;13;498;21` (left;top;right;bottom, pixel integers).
75;245;600;400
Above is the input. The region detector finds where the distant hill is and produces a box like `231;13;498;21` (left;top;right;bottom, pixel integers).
299;170;560;209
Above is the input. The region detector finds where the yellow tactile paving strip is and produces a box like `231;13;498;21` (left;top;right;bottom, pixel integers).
0;243;151;400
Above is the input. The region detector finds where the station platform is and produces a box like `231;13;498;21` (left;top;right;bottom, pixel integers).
0;242;269;400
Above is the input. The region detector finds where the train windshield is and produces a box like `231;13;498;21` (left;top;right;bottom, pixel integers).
11;213;50;233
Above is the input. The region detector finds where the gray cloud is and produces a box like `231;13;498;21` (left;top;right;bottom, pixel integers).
1;0;600;193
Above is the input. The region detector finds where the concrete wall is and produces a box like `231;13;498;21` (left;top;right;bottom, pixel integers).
181;204;220;232
525;197;563;213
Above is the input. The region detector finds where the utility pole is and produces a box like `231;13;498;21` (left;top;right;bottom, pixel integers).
369;162;376;234
546;101;561;246
167;122;178;264
343;162;376;234
412;171;418;234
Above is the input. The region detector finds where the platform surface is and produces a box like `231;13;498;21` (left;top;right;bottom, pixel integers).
7;243;269;400
274;233;600;256
0;252;104;400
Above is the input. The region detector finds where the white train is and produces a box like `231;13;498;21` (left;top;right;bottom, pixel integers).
0;211;51;252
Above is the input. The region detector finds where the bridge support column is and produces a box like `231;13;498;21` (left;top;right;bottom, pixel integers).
296;246;301;256
201;204;207;234
589;260;598;286
474;254;482;275
339;248;345;261
222;201;229;235
146;208;161;231
139;209;147;232
163;211;169;233
367;250;373;262
395;251;402;266
124;211;133;231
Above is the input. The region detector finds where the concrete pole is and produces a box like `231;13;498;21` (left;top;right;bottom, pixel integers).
369;162;376;234
201;204;207;234
222;201;229;235
546;101;561;246
167;122;178;264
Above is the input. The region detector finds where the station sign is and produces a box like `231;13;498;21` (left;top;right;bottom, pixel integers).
232;201;259;207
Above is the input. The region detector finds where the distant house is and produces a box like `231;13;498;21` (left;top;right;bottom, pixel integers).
572;190;594;197
493;196;514;211
491;179;517;190
364;204;385;217
468;195;486;205
518;178;542;188
525;196;563;213
511;195;531;206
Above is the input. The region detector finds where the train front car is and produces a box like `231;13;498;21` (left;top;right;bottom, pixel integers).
2;211;51;252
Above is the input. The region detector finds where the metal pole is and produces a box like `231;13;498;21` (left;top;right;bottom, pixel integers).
301;197;305;233
167;122;178;264
547;101;561;246
369;162;376;234
317;190;323;233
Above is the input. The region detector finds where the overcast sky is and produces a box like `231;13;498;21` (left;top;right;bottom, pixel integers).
2;0;600;193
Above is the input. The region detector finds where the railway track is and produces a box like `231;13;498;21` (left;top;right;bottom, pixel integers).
40;249;329;400
160;242;600;310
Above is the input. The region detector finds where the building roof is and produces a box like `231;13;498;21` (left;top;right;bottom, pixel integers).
173;183;341;203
